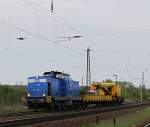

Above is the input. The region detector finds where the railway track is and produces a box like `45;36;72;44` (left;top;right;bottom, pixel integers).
0;103;122;118
0;105;102;118
0;111;43;118
0;101;150;127
144;123;150;127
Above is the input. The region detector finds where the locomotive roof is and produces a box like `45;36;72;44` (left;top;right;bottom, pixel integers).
44;71;70;76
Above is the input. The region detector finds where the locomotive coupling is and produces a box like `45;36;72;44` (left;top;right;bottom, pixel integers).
46;96;52;103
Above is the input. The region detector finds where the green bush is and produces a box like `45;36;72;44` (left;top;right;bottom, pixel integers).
0;85;27;105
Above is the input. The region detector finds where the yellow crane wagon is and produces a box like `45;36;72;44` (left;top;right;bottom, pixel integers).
82;82;124;105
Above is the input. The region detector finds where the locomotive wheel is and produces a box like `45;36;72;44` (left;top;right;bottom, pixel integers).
47;103;55;111
81;102;88;108
116;97;124;105
33;106;38;112
112;97;117;105
54;103;59;110
60;102;65;110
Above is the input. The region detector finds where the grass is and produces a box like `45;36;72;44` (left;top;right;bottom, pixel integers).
90;106;150;127
0;104;28;113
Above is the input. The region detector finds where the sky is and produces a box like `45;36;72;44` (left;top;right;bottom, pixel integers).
0;0;150;87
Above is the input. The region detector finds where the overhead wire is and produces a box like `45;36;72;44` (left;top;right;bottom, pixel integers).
24;0;150;80
0;16;61;55
51;14;61;38
0;37;35;40
22;0;60;38
91;49;138;78
21;0;84;54
22;0;92;46
0;0;86;9
2;1;150;57
21;0;61;38
0;18;54;43
2;1;150;38
48;11;97;47
84;28;150;37
0;2;53;8
93;50;149;81
2;3;149;56
0;4;29;8
1;0;150;85
54;0;88;4
26;0;78;35
2;2;150;39
0;45;29;54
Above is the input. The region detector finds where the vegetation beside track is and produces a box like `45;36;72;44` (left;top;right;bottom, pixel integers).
0;84;27;112
89;106;150;127
0;84;26;105
0;104;28;113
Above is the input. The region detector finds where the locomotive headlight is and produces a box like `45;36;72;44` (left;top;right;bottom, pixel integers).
43;93;46;97
27;93;30;97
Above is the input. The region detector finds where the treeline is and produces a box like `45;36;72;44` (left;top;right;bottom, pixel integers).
0;84;27;105
119;81;150;100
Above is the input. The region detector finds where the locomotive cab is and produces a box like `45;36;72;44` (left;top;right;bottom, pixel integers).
26;76;52;109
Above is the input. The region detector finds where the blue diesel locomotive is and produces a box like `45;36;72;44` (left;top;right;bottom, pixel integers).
26;71;82;109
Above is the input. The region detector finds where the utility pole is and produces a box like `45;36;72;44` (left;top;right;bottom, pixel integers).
86;47;91;86
140;72;145;102
113;74;118;85
81;77;84;87
140;84;142;102
142;72;145;90
51;0;54;13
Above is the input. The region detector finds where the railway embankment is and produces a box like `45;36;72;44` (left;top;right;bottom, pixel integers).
27;104;149;127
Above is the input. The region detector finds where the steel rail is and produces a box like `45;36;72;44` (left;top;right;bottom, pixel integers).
0;101;150;127
0;105;103;118
144;123;150;127
0;111;42;118
0;103;125;119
